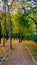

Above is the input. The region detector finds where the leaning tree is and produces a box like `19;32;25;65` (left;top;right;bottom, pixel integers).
2;0;16;48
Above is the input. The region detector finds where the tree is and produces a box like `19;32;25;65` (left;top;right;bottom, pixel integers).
0;22;1;44
7;1;12;49
2;0;7;46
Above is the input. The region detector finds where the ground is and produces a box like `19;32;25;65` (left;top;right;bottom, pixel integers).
0;39;36;65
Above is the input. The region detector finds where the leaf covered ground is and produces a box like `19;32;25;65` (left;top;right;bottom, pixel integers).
22;40;37;62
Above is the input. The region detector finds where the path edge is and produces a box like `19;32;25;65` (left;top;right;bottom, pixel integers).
0;50;12;65
25;47;37;65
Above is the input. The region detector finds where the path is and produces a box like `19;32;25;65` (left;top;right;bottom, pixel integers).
2;42;36;65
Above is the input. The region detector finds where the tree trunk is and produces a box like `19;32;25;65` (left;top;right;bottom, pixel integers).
7;4;12;49
0;21;1;44
3;1;6;46
10;22;12;49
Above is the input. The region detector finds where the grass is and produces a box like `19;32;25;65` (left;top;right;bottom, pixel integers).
0;39;17;61
0;39;10;60
29;45;37;62
22;40;37;62
0;46;10;60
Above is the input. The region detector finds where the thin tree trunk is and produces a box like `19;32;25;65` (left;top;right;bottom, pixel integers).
10;22;12;49
7;4;12;49
19;29;22;42
3;1;6;46
0;20;1;44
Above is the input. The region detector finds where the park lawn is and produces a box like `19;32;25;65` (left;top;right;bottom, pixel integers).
0;39;17;61
22;40;37;62
29;44;37;62
0;45;10;61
